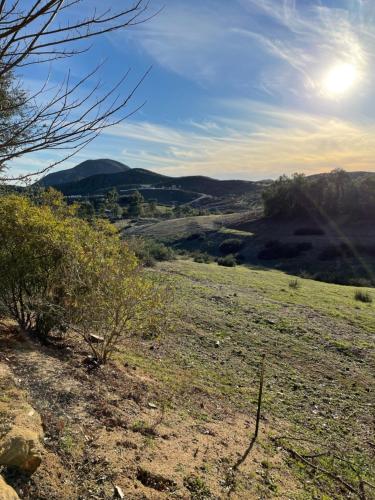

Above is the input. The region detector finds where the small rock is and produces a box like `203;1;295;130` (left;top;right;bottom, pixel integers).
148;402;157;409
215;341;220;348
0;429;43;473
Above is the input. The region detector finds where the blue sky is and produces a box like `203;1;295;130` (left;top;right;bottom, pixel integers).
12;0;375;180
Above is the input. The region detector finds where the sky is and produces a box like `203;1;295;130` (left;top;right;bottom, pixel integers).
11;0;375;181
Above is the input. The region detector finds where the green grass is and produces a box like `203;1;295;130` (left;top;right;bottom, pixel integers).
119;259;374;497
218;227;254;237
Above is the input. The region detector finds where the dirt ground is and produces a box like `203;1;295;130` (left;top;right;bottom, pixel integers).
0;328;299;500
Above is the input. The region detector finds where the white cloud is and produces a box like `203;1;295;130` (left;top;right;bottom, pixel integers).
115;0;375;102
101;105;375;180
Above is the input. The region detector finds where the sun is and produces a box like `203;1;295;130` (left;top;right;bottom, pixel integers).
322;62;359;98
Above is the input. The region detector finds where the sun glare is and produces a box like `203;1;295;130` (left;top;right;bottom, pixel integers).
322;62;359;98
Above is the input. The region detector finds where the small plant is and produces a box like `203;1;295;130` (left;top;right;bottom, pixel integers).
289;279;300;290
219;238;244;255
183;475;212;499
131;420;157;437
354;290;372;303
217;254;237;267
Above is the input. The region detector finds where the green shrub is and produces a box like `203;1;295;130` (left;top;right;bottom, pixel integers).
354;290;372;303
129;238;175;266
219;238;244;255
193;252;212;264
0;195;167;363
0;194;78;337
217;254;237;267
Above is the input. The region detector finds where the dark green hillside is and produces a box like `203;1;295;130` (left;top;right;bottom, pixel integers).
56;168;171;195
55;171;262;198
39;159;130;187
158;175;260;197
44;162;266;206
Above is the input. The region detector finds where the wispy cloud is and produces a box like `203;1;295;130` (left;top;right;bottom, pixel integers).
125;0;374;99
100;104;375;180
10;0;375;181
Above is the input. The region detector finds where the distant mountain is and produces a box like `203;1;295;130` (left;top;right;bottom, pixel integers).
39;159;130;187
57;168;170;196
44;159;263;200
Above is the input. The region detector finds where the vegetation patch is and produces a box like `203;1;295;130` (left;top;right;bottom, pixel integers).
184;475;213;499
289;279;301;289
354;290;373;303
129;237;176;266
219;238;244;255
136;468;177;492
217;254;237;267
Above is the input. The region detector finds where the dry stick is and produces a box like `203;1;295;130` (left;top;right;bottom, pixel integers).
233;353;265;471
281;445;362;498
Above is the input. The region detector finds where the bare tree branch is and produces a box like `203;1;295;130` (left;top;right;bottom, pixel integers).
0;0;157;181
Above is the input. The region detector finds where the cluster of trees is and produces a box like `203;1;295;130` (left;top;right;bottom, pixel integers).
79;190;158;220
172;205;208;218
0;192;167;363
263;169;375;219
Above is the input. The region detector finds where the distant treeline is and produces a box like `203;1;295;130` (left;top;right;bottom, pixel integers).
262;169;375;219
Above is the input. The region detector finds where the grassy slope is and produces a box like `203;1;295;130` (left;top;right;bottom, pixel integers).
2;259;374;498
123;213;250;239
123;259;374;497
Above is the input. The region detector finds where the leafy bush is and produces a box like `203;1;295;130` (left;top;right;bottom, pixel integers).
354;290;372;303
0;194;78;337
129;238;175;266
193;252;212;264
294;227;325;236
219;238;244;255
258;240;312;260
147;240;175;262
0;195;167;363
217;254;237;267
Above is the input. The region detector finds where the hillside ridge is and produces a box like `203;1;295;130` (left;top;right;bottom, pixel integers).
39;159;130;187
